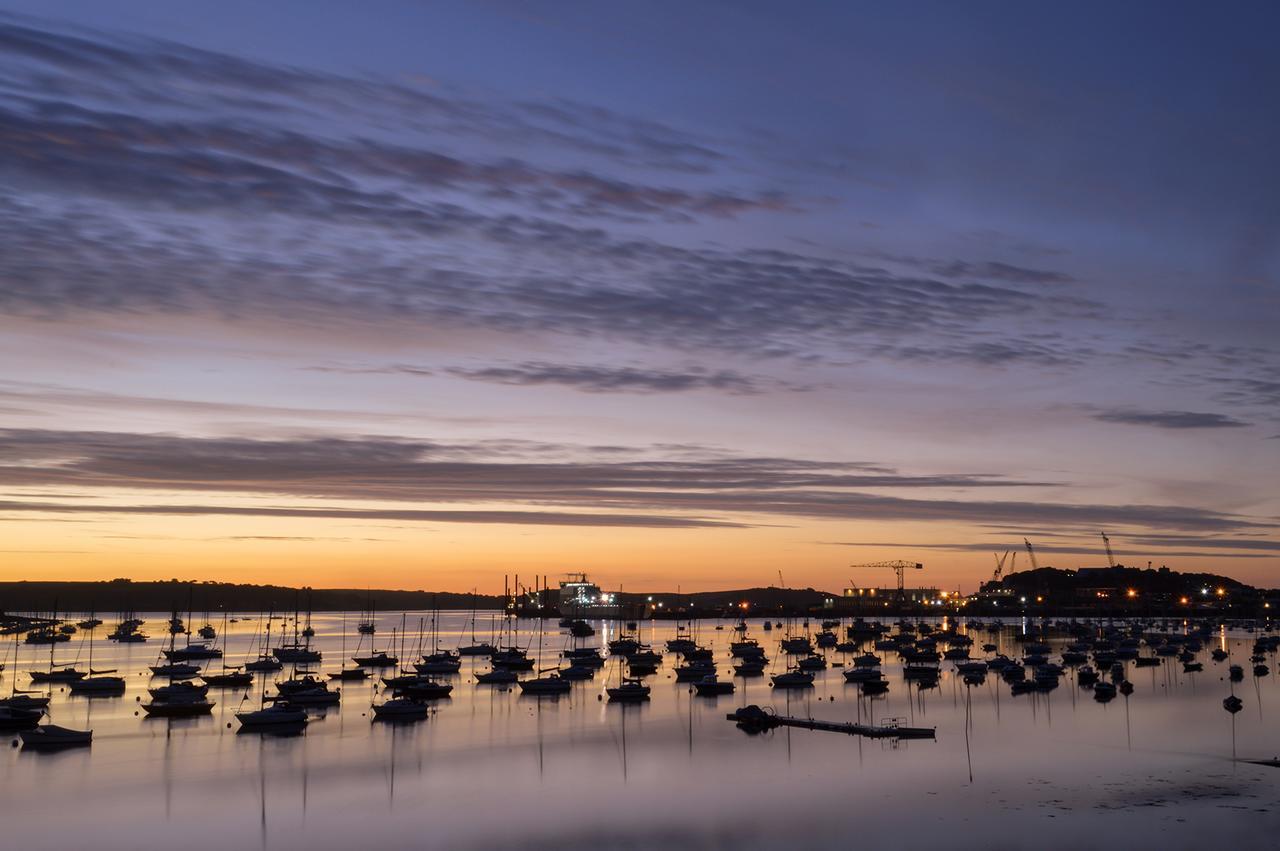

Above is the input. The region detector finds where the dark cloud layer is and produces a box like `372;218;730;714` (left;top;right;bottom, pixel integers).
0;499;740;529
821;540;1270;559
0;428;1267;535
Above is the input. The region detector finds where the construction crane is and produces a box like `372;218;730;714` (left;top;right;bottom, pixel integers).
992;550;1011;584
1100;532;1116;568
851;560;923;602
1023;538;1040;571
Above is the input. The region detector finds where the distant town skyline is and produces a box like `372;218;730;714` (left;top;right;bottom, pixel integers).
0;2;1276;593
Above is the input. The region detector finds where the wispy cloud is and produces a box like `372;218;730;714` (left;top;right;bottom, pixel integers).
929;260;1074;286
0;13;1102;368
305;361;805;394
444;362;805;395
0;500;746;529
1091;408;1252;429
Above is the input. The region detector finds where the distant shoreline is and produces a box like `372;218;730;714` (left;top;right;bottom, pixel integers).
2;570;1275;621
0;578;837;618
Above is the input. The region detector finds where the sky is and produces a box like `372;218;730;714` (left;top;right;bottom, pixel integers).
0;1;1277;594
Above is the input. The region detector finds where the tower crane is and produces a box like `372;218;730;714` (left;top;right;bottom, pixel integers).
1100;532;1116;568
851;560;923;602
1023;538;1040;571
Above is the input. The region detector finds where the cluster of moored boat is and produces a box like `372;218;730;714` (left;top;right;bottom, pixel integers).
8;611;1277;749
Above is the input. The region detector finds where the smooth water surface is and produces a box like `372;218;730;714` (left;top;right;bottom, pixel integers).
2;613;1278;850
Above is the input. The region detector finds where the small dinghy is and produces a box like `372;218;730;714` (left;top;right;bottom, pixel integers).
19;724;92;749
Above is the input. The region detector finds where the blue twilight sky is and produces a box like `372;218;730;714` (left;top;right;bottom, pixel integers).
0;2;1276;591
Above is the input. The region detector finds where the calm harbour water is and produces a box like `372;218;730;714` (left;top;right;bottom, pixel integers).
3;612;1279;850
